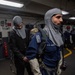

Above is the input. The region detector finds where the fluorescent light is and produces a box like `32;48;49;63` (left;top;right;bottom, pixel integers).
0;0;24;8
69;17;75;20
62;10;69;15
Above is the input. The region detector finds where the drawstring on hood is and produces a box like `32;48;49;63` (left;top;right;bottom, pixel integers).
44;8;63;47
13;16;26;39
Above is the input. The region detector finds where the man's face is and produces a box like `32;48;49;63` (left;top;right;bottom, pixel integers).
52;14;63;26
15;22;23;29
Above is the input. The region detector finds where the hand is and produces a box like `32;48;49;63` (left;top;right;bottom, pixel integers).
23;57;29;62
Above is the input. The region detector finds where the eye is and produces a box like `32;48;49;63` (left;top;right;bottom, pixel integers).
56;16;61;19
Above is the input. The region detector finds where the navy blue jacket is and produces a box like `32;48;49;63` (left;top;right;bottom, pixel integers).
26;32;61;68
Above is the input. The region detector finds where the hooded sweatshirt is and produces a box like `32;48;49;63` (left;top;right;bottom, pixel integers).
13;16;26;39
44;8;64;47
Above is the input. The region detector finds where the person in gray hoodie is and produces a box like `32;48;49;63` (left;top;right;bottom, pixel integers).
25;8;64;75
9;16;33;75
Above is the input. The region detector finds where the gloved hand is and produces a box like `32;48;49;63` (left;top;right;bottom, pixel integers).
23;57;29;62
60;61;67;71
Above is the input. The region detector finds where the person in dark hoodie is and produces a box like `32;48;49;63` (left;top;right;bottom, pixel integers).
9;16;33;75
64;26;71;48
71;26;75;49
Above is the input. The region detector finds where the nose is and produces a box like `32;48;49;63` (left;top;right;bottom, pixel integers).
60;18;63;22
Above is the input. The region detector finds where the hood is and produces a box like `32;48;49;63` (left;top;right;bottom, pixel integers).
13;16;22;27
44;8;63;47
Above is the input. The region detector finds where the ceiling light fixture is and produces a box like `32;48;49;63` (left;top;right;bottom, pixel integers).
62;10;69;15
69;17;75;20
0;0;24;8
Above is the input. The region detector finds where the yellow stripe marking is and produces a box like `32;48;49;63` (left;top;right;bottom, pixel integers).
64;48;72;58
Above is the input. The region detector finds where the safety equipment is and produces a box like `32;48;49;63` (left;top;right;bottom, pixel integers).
3;42;8;57
66;26;70;29
29;58;42;75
